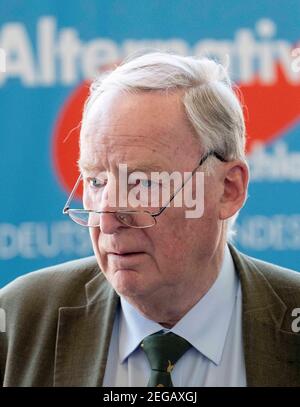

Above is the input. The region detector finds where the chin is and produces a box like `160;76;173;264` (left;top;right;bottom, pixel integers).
109;269;147;298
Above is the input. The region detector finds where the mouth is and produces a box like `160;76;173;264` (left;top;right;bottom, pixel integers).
108;251;146;257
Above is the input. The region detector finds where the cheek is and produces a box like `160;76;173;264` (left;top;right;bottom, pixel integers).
89;228;101;257
83;189;92;209
156;206;217;258
203;177;223;215
152;214;187;258
83;185;103;210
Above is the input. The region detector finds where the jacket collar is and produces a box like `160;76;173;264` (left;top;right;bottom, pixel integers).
229;244;300;386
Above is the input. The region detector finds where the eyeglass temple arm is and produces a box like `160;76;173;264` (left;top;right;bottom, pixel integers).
62;174;83;214
153;151;227;217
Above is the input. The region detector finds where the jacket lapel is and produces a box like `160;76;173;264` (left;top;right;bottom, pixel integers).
54;272;119;387
229;245;300;386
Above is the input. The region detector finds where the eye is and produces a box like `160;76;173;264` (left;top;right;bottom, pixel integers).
88;177;106;189
139;179;162;192
140;179;153;188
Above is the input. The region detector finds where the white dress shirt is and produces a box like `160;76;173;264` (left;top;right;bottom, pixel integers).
103;244;246;386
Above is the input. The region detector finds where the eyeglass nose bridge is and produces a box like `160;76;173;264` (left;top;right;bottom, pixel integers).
65;208;158;229
111;209;157;228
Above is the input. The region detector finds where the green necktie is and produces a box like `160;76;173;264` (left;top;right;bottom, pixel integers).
140;331;192;387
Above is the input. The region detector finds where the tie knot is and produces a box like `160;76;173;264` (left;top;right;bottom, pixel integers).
141;331;191;373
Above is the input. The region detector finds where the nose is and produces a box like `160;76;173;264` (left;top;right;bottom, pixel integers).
99;211;129;234
98;183;129;234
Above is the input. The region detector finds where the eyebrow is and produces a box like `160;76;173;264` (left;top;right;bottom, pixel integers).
125;164;167;174
78;159;103;173
78;159;167;174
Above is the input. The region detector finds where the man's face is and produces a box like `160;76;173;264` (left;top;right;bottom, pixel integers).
79;90;224;304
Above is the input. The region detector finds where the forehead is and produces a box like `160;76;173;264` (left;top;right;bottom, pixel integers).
79;90;201;172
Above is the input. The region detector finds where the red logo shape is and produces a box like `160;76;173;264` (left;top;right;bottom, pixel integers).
241;65;300;152
52;81;89;199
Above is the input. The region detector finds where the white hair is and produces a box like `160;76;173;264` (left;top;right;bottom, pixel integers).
81;51;247;240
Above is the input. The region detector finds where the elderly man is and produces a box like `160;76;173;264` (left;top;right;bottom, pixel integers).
1;52;300;387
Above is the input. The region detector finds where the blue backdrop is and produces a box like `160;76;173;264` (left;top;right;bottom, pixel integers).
0;0;300;287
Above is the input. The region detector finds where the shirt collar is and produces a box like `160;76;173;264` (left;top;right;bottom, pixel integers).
119;244;239;365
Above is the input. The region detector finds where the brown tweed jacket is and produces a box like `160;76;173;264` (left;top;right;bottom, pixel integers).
0;244;300;386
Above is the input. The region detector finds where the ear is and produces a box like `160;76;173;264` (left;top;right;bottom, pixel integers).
219;160;249;220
